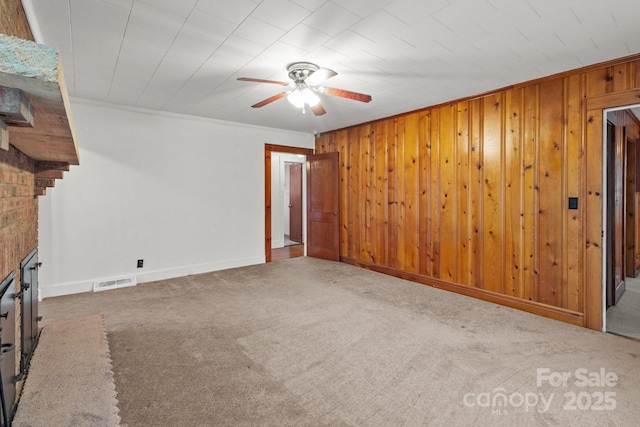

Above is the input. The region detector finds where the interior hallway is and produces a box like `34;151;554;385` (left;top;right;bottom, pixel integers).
272;244;304;261
607;275;640;340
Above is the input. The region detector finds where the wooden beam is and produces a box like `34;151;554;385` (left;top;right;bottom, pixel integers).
35;169;63;179
0;119;7;150
0;86;34;127
34;161;70;188
0;34;78;165
35;161;70;172
34;178;55;188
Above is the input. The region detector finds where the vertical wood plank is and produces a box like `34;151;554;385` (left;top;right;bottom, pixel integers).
566;74;585;312
522;85;539;302
338;130;349;258
482;94;504;293
585;66;611;98
403;112;420;273
419;111;433;276
537;79;565;307
456;102;471;286
469;99;483;288
396;116;407;270
374;120;389;266
612;64;630;93
357;127;369;262
439;104;456;282
348;128;360;260
325;132;337;152
361;125;374;262
388;118;399;269
504;88;523;298
430;110;441;278
634;61;640;88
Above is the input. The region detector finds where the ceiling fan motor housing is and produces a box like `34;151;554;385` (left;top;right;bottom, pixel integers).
287;62;319;83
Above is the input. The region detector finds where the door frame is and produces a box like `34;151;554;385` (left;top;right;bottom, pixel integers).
601;103;640;331
265;144;314;262
604;114;628;309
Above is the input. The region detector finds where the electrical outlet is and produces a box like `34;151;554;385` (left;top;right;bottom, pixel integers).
137;259;143;268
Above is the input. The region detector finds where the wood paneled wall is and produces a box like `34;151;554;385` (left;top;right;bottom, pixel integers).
316;55;640;330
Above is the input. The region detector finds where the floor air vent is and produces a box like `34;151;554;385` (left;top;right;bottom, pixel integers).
93;276;137;292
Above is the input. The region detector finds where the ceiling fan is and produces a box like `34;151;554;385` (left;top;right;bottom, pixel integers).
237;62;372;116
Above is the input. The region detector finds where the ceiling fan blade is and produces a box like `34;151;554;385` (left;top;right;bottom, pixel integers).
323;87;372;103
251;92;289;108
238;77;290;86
311;102;327;116
305;68;337;86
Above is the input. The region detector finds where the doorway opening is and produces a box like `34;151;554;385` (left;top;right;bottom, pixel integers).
272;154;305;261
264;144;313;262
604;105;640;340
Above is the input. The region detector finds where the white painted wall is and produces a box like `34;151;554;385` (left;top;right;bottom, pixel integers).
38;99;314;298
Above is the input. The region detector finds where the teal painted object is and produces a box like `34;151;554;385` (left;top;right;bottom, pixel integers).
0;33;58;81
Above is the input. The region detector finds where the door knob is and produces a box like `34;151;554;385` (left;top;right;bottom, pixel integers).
333;211;339;216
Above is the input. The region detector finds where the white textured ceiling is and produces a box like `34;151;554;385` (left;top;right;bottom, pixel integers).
23;0;640;134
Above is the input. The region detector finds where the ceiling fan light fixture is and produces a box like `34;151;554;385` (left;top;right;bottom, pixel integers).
287;87;319;108
287;88;305;108
302;87;320;106
239;61;371;116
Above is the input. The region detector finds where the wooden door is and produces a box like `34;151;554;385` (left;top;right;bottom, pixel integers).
636;139;640;270
307;152;340;261
606;120;626;307
626;137;636;278
289;163;303;243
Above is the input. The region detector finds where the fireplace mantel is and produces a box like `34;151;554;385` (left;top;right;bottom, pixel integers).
0;34;78;194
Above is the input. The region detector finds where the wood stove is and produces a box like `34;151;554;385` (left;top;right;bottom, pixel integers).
0;272;16;426
0;248;40;426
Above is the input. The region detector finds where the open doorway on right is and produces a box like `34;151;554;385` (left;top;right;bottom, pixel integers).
605;105;640;340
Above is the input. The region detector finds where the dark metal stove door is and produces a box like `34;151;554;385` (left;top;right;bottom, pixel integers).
0;272;16;426
20;248;39;374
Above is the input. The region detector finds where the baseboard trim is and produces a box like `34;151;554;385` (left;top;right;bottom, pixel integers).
340;257;585;327
40;256;265;299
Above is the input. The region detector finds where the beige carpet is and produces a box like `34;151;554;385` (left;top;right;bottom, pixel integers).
38;257;640;426
13;315;120;427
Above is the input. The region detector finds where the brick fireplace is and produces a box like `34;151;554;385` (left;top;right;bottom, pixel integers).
0;1;78;423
